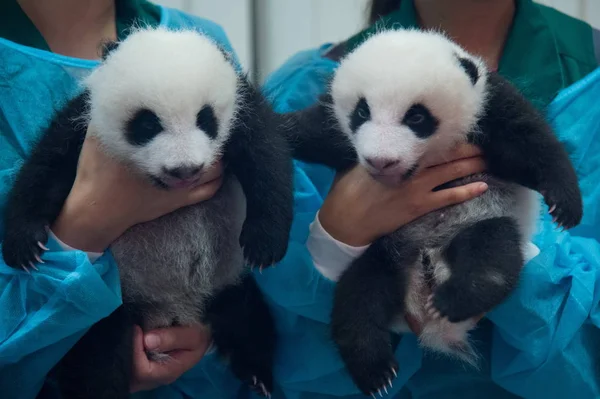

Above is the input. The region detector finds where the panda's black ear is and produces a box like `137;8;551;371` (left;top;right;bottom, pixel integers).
458;57;479;85
100;41;120;60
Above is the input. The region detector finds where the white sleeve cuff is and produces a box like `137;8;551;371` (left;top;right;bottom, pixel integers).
48;230;103;263
306;211;370;282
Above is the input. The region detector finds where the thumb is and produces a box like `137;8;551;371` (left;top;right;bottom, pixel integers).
144;325;210;353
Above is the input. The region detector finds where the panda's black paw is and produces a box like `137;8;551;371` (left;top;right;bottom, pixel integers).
229;349;273;398
342;344;398;397
543;184;583;230
240;217;290;268
426;278;488;323
2;224;48;272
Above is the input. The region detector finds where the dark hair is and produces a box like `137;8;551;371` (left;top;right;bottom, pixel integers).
368;0;402;24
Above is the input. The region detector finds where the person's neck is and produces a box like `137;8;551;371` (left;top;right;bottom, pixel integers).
414;0;516;70
18;0;116;59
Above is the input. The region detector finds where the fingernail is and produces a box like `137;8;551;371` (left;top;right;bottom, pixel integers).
477;182;488;191
144;333;160;350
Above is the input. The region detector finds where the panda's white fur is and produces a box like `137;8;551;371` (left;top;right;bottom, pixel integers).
85;27;238;181
331;30;489;179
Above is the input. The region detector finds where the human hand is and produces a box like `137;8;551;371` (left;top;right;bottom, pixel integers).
319;144;487;246
52;133;224;252
130;325;212;393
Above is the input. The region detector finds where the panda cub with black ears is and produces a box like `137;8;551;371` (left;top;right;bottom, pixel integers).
2;28;293;398
287;29;583;395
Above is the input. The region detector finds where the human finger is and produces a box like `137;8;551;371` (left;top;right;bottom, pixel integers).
428;181;489;210
131;326;152;391
195;160;225;185
184;175;224;205
421;157;487;189
423;143;483;168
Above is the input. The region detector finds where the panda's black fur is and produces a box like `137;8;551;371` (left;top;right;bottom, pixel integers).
2;29;293;399
285;30;583;396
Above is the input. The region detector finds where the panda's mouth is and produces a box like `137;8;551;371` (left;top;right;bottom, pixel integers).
370;164;419;186
150;175;204;190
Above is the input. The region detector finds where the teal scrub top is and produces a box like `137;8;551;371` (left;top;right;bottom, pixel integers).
256;1;600;398
0;0;162;52
0;5;256;399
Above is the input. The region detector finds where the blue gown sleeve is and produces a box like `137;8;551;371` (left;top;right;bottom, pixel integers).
258;45;600;398
486;67;600;399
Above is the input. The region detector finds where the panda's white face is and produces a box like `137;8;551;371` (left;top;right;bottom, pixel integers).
331;29;488;185
85;28;239;188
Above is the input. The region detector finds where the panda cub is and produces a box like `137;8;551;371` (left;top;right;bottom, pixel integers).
287;29;583;396
2;28;293;398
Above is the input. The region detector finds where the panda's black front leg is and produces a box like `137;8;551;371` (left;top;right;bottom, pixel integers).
285;95;358;172
226;83;294;268
204;273;276;397
476;73;583;229
2;93;88;270
332;237;415;396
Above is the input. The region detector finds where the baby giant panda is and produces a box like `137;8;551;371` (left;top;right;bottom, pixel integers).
287;29;583;396
2;28;294;398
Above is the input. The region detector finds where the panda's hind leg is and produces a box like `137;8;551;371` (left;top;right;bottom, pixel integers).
204;273;276;397
426;216;524;323
332;237;415;397
54;305;134;399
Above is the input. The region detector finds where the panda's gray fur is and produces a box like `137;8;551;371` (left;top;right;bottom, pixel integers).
112;175;246;332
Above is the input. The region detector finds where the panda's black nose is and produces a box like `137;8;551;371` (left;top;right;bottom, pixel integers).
164;164;204;180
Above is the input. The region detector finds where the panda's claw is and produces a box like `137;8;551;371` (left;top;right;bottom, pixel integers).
548;204;556;214
259;382;268;397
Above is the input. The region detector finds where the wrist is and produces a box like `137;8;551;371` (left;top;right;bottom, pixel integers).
308;212;371;281
51;189;127;252
319;201;374;247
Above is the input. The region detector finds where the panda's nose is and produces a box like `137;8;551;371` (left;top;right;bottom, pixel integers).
365;158;400;171
164;164;204;180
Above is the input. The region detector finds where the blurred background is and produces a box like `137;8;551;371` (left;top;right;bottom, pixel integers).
154;0;600;83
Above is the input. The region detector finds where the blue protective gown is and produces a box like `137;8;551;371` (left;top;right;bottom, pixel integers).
256;46;600;399
0;6;254;399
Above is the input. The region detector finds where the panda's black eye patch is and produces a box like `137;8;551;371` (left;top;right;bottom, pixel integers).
402;104;439;139
350;97;371;132
126;108;163;146
196;105;218;139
